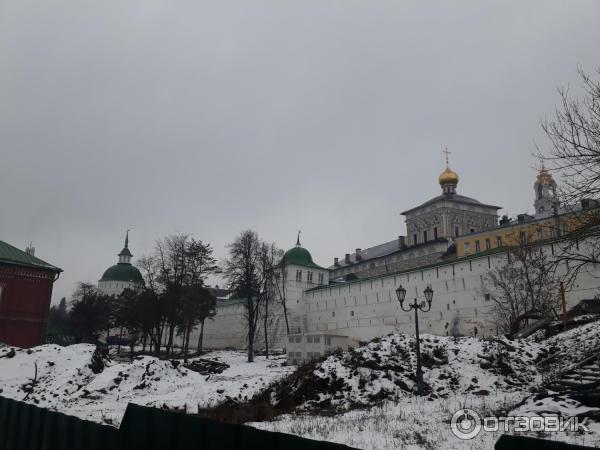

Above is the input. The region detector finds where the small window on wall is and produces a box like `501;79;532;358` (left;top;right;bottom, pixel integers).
318;273;324;285
296;270;302;282
455;226;460;237
496;236;502;247
475;241;480;252
307;336;313;343
464;242;470;253
434;227;438;239
307;271;313;284
485;239;491;250
519;231;527;243
350;310;355;316
536;228;543;240
314;337;320;343
423;231;428;243
413;234;418;245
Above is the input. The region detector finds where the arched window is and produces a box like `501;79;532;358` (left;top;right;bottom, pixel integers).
537;183;544;200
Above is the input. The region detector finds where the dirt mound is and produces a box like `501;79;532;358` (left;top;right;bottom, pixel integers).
184;358;230;375
250;333;545;414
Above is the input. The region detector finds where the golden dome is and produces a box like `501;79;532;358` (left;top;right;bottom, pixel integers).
536;166;554;184
438;166;459;185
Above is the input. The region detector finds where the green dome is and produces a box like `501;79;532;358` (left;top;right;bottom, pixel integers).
100;263;144;283
282;246;324;269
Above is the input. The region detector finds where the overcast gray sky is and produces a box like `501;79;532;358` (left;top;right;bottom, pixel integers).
1;0;599;303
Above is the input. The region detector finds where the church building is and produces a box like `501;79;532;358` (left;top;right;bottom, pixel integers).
98;232;144;296
329;159;500;281
180;159;600;350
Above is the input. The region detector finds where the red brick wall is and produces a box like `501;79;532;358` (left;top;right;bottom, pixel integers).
0;265;57;348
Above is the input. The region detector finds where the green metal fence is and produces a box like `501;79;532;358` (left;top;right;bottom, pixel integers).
0;396;355;450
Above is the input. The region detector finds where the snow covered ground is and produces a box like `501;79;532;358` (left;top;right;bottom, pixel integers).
250;330;600;449
0;345;292;426
252;397;600;450
2;322;600;449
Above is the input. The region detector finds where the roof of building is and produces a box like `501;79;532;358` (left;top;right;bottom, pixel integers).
329;238;449;270
99;263;144;283
0;240;62;273
309;234;576;295
282;246;325;269
402;193;501;215
118;230;133;257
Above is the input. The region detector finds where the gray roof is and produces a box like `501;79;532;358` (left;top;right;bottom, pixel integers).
402;193;501;215
329;238;448;270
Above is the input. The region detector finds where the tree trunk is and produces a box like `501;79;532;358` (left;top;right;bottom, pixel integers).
117;326;123;355
247;297;255;363
183;322;191;362
166;323;175;356
248;335;254;363
282;299;290;335
264;297;269;359
153;323;163;355
197;319;205;354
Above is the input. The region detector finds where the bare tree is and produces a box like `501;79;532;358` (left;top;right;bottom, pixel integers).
136;235;220;357
539;67;600;280
482;233;561;334
223;230;263;362
178;285;216;360
273;260;291;335
257;241;283;359
541;67;600;203
196;288;217;354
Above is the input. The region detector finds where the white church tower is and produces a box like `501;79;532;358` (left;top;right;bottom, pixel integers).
533;165;559;214
276;233;329;335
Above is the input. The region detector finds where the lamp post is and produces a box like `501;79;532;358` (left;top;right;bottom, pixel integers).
395;284;434;396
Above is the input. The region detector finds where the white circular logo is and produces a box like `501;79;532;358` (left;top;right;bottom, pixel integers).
450;408;482;440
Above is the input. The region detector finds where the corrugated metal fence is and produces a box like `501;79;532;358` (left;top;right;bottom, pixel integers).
0;396;355;450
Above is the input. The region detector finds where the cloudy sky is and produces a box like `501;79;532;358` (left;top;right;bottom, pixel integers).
1;1;599;303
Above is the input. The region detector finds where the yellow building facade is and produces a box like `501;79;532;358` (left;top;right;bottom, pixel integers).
455;167;600;256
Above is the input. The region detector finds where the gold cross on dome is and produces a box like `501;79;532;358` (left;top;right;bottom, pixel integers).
443;147;451;167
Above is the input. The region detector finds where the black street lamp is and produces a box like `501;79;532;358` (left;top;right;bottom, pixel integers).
395;284;434;395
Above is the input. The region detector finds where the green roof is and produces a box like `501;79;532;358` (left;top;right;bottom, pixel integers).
118;247;133;257
282;246;325;269
99;263;144;283
0;240;62;272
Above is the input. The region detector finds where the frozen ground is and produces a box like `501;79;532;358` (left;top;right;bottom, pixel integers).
249;327;600;449
1;321;600;449
252;397;600;450
0;345;292;426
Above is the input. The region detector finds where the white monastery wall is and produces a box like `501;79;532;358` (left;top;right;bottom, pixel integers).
196;241;600;350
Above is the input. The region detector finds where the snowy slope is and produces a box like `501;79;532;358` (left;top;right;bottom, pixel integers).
263;334;545;413
0;345;292;426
